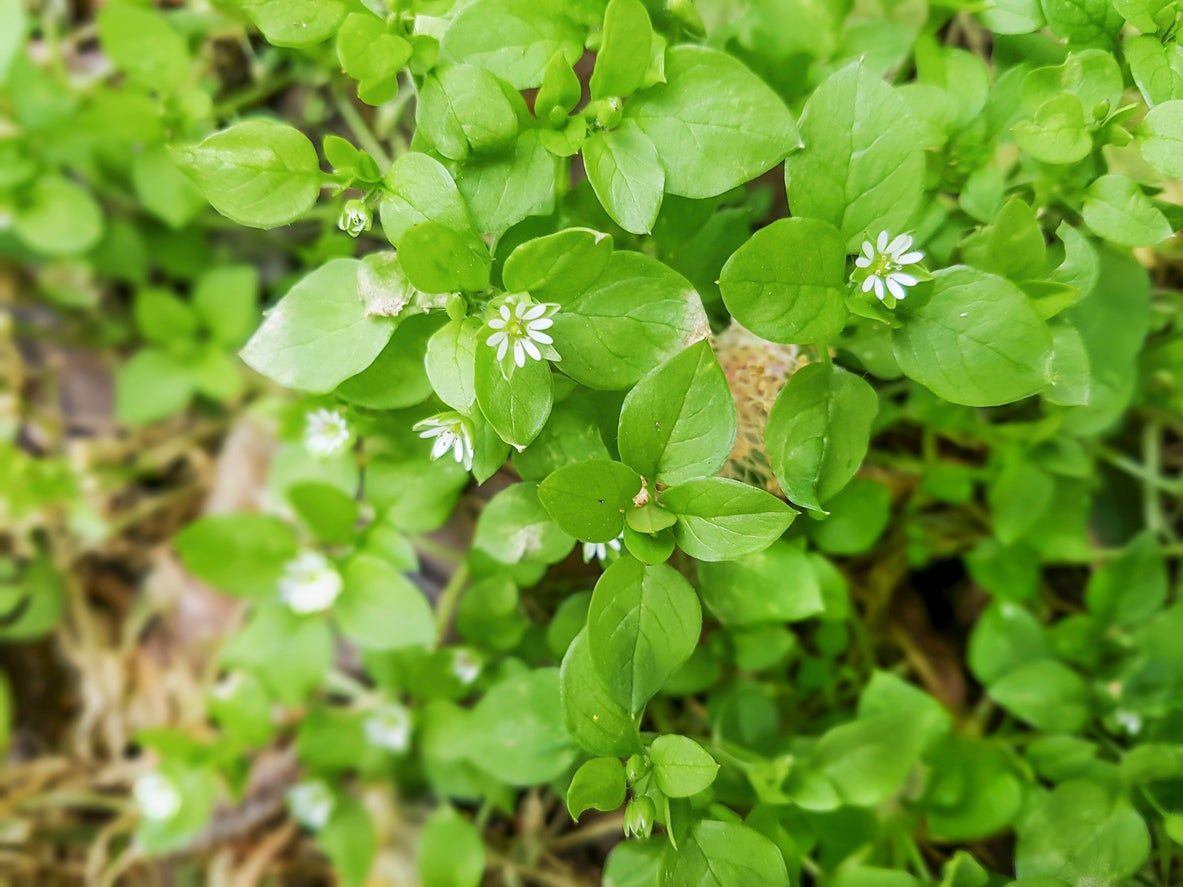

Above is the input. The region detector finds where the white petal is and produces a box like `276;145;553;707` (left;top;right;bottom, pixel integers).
521;303;547;320
886;276;905;300
514;301;530;319
855;256;871;268
887;233;912;255
496;337;509;362
522;339;541;361
488;317;506;330
527;317;554;331
513;340;526;367
877;231;889;251
431;435;451;460
892;272;918;287
418;427;444;439
861;241;875;260
499;305;511;321
861;276;877;293
451;439;465;463
487;331;506;347
527;328;553;345
898;250;924;265
872;277;886;301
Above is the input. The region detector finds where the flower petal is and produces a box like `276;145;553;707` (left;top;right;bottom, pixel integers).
872;277;886;301
892;272;918;287
513;340;526;367
898;250;924;265
877;230;889;251
496;337;509;362
886;276;905;300
855;256;871;268
522;338;541;361
887;233;912;255
861;276;876;293
527;328;554;345
521;303;547;320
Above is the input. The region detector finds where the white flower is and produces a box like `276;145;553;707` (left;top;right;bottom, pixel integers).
1115;710;1143;736
210;672;241;701
278;551;342;614
287;780;334;830
486;300;557;368
582;534;623;563
855;231;924;302
304;408;351;458
413;413;474;470
451;648;481;685
134;771;182;822
364;703;413;753
337;199;372;237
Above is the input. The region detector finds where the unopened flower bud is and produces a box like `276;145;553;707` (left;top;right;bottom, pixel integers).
623;796;655;839
625;754;648;784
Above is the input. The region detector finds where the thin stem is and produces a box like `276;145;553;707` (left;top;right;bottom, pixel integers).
435;562;470;641
333;86;392;169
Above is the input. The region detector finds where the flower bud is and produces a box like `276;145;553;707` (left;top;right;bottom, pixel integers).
445;293;468;321
337;199;372;237
1092;99;1111;122
623;796;655;839
625;754;648;784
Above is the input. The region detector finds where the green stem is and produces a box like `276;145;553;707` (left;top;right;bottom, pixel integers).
435;562;470;641
333;86;392;169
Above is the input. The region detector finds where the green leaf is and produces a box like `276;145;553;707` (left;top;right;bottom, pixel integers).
222;604;333;704
379;152;475;246
114;348;195;425
583;122;665;235
337;313;442;410
627;45;800;199
336;13;410;105
560;629;642;757
786;61;925;249
240;259;395;392
764;363;878;512
132;144;207;229
502;228;614;304
892;266;1052;407
12;176;103;257
473;484;574;564
661;477;794;561
466;668;578;785
173;120;322;229
426;317;480;413
662;820;790;887
418;807;485;887
193;265;258;347
968;602;1050;686
133;287;198;345
1085;531;1167;626
1127;35;1183;106
1139;100;1183;180
335;555;435;651
567;757;628;820
97;3;189;92
698;540;825;626
1013;95;1092;164
538;460;642;542
1081;175;1172;247
287;482;360;545
649;734;719;797
590;0;652;99
454;130;556;236
1016;780;1150;884
1039;0;1122;46
987;659;1091;731
963;198;1048;280
417;64;519;160
0;0;27;82
719;217;849;345
551;251;710;390
442;0;584;89
399;222;491;294
237;0;346;48
617;341;736;485
587;558;702;713
317;795;376;887
474;343;553;449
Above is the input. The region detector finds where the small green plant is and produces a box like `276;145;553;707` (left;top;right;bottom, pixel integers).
5;0;1183;883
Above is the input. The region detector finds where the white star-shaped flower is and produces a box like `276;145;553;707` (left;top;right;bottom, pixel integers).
287;780;334;830
451;648;482;685
486;301;557;368
134;771;182;821
304;408;350;458
364;703;413;753
278;551;342;614
855;231;924;302
582;534;623;564
413;413;475;470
